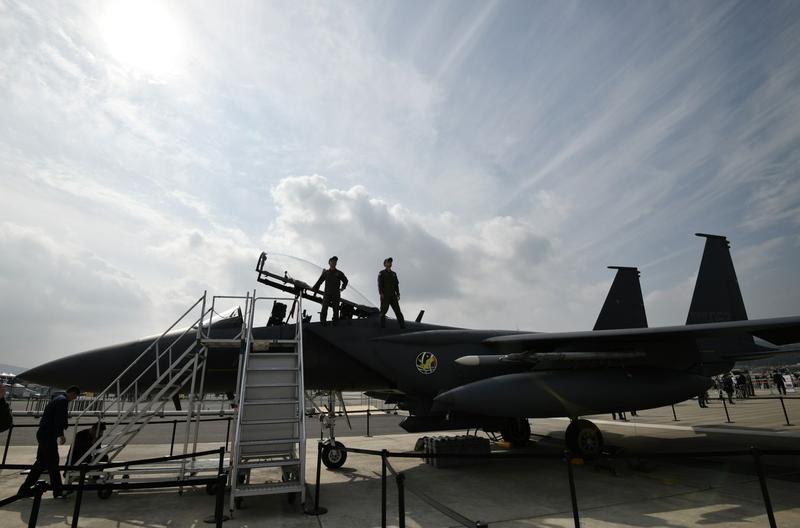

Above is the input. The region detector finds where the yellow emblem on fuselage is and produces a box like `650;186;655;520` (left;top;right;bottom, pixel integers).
415;352;438;375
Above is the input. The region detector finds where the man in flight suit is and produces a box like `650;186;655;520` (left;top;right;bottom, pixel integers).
18;385;80;498
378;257;405;328
312;256;348;325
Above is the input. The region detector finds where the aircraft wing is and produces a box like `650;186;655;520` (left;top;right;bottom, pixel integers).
483;315;800;353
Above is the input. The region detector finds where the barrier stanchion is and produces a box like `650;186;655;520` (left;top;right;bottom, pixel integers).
381;449;388;528
721;398;732;423
2;424;12;465
224;417;232;449
28;480;47;528
751;447;777;528
778;397;793;426
169;420;178;457
671;405;678;421
366;409;371;437
305;441;327;515
212;472;228;526
203;447;230;526
565;451;581;528
396;472;406;528
70;464;89;528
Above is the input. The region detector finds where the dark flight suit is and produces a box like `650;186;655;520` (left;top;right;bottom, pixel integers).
0;395;11;433
18;393;69;497
312;269;348;324
378;269;405;328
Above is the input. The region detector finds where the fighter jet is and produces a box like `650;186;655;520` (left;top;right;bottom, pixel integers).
19;234;800;464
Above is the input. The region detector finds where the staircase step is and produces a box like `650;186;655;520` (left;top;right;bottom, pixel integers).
243;399;299;405
236;459;302;469
241;438;300;446
246;367;299;372
233;481;303;497
201;338;244;348
241;418;299;426
245;383;298;388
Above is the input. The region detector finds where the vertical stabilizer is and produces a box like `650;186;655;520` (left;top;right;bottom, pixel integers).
593;266;648;330
686;233;748;324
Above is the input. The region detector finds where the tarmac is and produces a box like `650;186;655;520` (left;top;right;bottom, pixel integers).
2;395;800;527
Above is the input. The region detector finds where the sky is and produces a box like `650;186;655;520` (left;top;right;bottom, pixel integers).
1;0;799;369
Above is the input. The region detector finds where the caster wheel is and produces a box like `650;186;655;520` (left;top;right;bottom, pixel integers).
97;486;113;500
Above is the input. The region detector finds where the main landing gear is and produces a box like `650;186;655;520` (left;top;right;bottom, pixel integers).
565;418;604;459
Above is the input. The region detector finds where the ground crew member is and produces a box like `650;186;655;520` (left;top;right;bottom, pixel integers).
18;385;81;498
67;421;107;469
0;385;12;433
312;256;348;325
378;257;405;328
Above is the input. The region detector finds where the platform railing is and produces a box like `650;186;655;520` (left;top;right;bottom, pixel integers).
0;447;228;528
308;441;800;528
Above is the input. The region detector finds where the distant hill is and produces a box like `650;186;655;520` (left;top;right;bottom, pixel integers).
0;363;27;375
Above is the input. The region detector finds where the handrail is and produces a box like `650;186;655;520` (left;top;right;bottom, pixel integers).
70;294;207;420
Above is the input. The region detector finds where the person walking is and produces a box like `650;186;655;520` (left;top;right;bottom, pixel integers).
0;385;12;433
773;370;787;395
312;256;348;325
378;257;405;328
18;385;80;498
722;374;735;404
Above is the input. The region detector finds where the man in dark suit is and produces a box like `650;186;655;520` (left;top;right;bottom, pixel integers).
18;385;80;498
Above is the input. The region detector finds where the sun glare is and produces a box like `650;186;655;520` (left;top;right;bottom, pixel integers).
99;0;186;78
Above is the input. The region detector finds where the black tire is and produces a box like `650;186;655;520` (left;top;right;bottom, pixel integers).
565;419;604;459
500;418;532;447
321;441;347;469
97;486;113;500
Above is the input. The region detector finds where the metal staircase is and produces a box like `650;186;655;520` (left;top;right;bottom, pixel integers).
65;294;214;474
228;293;307;511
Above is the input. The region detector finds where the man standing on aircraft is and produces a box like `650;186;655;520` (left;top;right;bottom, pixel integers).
18;385;80;498
312;256;348;325
378;257;405;328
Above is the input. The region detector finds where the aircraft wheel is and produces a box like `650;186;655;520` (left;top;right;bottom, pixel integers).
565;419;604;459
97;486;113;500
500;418;531;447
321;441;347;469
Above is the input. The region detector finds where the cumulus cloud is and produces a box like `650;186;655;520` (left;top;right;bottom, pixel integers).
262;175;556;306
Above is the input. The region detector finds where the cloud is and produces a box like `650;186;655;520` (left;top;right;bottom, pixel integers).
0;222;152;367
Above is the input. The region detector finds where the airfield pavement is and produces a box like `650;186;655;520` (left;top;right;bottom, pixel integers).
2;395;800;527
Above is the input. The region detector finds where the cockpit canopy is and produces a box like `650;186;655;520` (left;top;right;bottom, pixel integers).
255;252;379;321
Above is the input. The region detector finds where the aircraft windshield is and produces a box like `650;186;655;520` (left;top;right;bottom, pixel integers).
258;253;375;308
